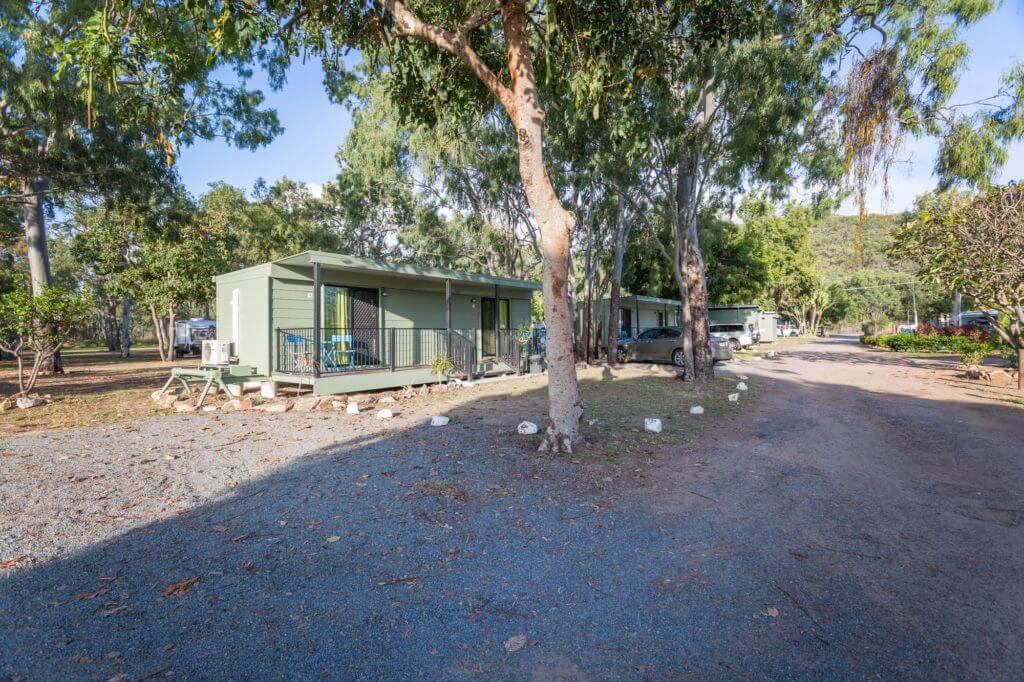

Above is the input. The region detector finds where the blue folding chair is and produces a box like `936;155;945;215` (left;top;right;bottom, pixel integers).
323;334;353;371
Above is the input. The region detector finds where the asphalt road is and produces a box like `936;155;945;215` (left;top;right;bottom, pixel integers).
2;338;1022;679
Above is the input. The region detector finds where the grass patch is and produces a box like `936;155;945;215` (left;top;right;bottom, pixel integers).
0;388;164;436
572;368;753;461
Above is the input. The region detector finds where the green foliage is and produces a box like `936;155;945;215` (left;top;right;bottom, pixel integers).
0;285;90;348
0;284;91;395
810;214;901;279
429;352;457;376
1;1;279;203
893;184;1024;352
860;333;992;355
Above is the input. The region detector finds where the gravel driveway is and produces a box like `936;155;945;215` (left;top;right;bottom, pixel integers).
2;339;1023;679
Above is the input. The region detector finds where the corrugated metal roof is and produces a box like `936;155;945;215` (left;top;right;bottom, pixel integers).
259;251;541;290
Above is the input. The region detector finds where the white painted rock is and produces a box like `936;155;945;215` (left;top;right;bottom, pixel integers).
430;415;450;427
649;364;659;371
175;402;196;413
16;396;44;409
767;351;778;358
738;374;748;380
728;393;740;402
644;418;663;433
262;401;292;413
201;405;218;413
376;408;394;419
346;402;360;414
689;406;704;415
378;396;396;404
736;382;748;391
517;421;539;435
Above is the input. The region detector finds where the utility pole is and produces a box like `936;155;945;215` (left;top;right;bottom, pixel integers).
911;277;919;327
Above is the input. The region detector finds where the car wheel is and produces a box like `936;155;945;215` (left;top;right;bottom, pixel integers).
671;348;686;367
728;339;741;352
616;348;627;364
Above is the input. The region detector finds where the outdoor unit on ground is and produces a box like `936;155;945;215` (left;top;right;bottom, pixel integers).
201;340;233;366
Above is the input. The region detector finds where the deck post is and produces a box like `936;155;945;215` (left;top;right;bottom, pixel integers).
634;297;640;336
389;328;397;372
494;283;500;357
445;279;452;332
312;261;321;378
445;278;452;358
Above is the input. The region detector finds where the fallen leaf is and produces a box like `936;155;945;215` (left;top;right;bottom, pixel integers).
0;555;28;569
325;536;342;544
504;634;527;653
162;577;199;597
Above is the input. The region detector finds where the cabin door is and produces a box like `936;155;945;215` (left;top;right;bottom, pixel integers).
349;287;380;366
481;298;510;356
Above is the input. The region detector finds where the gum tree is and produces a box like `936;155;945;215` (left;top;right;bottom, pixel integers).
74;0;752;452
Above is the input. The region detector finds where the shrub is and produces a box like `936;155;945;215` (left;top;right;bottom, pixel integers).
860;333;993;355
959;346;988;367
0;286;91;396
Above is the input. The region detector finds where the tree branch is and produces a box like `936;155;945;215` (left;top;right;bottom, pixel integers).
378;0;515;118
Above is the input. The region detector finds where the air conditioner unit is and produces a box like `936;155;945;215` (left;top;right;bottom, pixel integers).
202;340;233;366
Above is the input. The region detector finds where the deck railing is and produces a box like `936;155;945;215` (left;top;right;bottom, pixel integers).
276;327;487;376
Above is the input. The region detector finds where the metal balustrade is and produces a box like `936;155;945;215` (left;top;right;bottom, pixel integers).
275;327;488;376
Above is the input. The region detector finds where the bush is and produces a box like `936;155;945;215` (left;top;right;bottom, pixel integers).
860;333;993;355
915;322;992;342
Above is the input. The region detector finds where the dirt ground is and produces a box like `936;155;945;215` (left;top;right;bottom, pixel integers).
0;348;191;436
2;339;1023;678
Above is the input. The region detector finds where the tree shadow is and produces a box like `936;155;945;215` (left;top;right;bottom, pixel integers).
2;366;1024;679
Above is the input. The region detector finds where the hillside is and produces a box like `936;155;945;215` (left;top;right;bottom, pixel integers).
810;213;905;281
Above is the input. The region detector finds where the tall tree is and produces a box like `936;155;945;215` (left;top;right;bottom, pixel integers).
1;1;279;369
77;0;752;452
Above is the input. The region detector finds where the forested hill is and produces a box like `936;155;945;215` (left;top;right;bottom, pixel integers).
810;213;904;281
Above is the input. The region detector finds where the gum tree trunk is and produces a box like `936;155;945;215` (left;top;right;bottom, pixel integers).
674;161;695;380
382;0;583;451
606;195;629;365
120;295;132;359
502;0;582;452
21;177;60;374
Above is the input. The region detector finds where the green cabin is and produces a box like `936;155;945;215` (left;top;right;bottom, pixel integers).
757;311;779;343
214;251;539;396
593;295;683;343
708;305;761;337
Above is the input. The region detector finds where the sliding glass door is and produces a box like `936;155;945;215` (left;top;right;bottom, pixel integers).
323;285;380;369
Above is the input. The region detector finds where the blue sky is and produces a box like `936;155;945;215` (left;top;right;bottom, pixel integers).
177;4;1024;216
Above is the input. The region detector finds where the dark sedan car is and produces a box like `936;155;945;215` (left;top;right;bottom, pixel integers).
616;327;733;366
